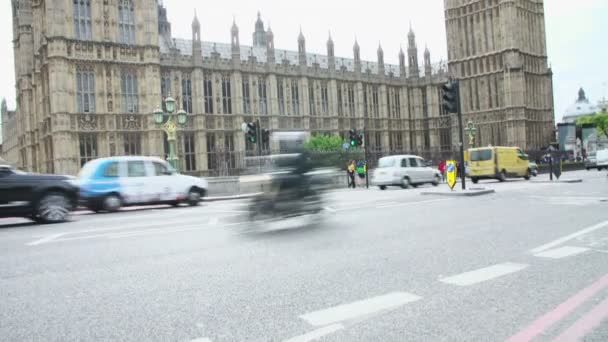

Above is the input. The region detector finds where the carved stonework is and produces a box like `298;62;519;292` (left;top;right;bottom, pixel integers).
78;114;97;130
122;114;141;130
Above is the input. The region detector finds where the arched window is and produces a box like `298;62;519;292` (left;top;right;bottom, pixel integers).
73;0;92;40
118;0;135;44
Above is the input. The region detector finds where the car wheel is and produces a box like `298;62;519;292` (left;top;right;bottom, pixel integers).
498;171;507;182
187;188;202;206
524;170;531;181
432;175;441;186
102;194;122;212
472;178;479;184
401;177;410;189
36;192;71;223
379;185;387;191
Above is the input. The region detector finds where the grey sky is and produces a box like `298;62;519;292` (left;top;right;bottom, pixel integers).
0;0;606;122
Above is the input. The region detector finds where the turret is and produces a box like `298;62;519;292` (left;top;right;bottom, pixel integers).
354;39;361;73
192;12;202;65
377;42;385;76
298;28;306;67
424;45;431;76
327;32;335;71
399;46;406;78
252;12;267;47
231;18;240;61
408;24;419;78
267;25;275;64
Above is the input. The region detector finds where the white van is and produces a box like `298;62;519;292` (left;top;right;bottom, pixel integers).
372;155;441;190
597;149;608;170
78;156;209;212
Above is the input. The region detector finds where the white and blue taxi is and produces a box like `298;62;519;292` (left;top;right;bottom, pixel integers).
78;156;208;212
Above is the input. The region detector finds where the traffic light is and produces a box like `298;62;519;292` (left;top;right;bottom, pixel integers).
356;132;364;147
242;122;258;143
349;129;357;147
261;129;270;145
442;81;460;114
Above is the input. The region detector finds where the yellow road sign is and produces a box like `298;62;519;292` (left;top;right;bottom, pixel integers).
446;160;457;190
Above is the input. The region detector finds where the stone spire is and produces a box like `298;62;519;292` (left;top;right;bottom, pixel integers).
231;18;240;60
408;24;419;78
192;11;202;65
298;27;306;67
399;46;406;77
377;42;385;76
354;39;361;73
266;24;275;64
253;11;267;47
327;31;335;71
424;45;431;76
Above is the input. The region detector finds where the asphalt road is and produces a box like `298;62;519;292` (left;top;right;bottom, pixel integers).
1;170;607;342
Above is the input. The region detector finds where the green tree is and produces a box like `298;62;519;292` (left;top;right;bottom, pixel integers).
576;113;608;138
304;135;364;169
303;135;345;152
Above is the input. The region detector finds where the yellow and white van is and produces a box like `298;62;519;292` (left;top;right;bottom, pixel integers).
468;147;531;184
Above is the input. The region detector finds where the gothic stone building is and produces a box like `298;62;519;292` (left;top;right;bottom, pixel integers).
3;0;554;176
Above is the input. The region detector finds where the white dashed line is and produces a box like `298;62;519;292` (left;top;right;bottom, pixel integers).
440;262;529;286
299;292;422;327
189;338;212;342
533;246;590;259
26;233;66;246
530;220;608;254
282;324;344;342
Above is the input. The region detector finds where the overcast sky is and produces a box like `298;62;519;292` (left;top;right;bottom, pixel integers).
0;0;606;122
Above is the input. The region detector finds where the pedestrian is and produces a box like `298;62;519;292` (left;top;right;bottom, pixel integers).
438;160;446;183
356;160;366;186
347;160;356;189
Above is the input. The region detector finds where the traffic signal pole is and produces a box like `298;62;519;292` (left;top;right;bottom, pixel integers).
455;81;467;190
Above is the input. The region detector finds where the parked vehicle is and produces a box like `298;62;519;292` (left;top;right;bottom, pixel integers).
78;156;208;212
585;152;597;170
597;149;608;171
0;160;79;223
372;155;441;190
468;147;531;184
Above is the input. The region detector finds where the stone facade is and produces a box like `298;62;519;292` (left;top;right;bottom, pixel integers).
444;0;555;149
3;0;553;175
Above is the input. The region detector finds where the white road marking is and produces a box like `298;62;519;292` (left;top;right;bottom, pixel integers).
282;324;344;342
323;206;337;213
440;262;529;286
189;338;212;342
299;292;422;327
27;233;67;246
208;217;219;226
530;220;608;254
533;246;590;259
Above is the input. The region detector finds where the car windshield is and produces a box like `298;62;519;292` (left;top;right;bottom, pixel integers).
78;160;101;179
378;158;396;168
470;149;493;162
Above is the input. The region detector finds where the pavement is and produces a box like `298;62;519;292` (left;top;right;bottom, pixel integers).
0;170;607;341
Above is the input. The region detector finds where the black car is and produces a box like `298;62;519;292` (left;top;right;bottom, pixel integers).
0;161;79;223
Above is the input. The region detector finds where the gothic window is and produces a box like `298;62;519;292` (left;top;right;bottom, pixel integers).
181;132;196;172
363;86;369;118
347;84;355;117
337;84;344;116
320;81;329;116
221;74;232;114
224;133;236;169
242;76;251;114
206;134;217;170
160;72;171;111
181;73;192;113
393;89;401;119
73;0;92;41
118;0;136;45
475;79;481;110
76;67;95;113
488;77;493;109
277;77;286;115
257;76;268;115
121;71;138;113
123;132;141;155
422;88;428;119
79;133;97;167
203;74;213;114
291;79;300;115
371;86;380;118
308;82;316;116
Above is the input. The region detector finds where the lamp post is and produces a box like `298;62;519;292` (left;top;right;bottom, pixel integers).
465;120;477;147
153;96;188;171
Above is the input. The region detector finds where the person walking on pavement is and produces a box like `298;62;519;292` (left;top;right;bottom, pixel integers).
347;160;356;189
438;160;446;183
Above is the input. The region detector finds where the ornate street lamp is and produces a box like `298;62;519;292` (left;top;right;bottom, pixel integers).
465;120;477;147
153;96;188;171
